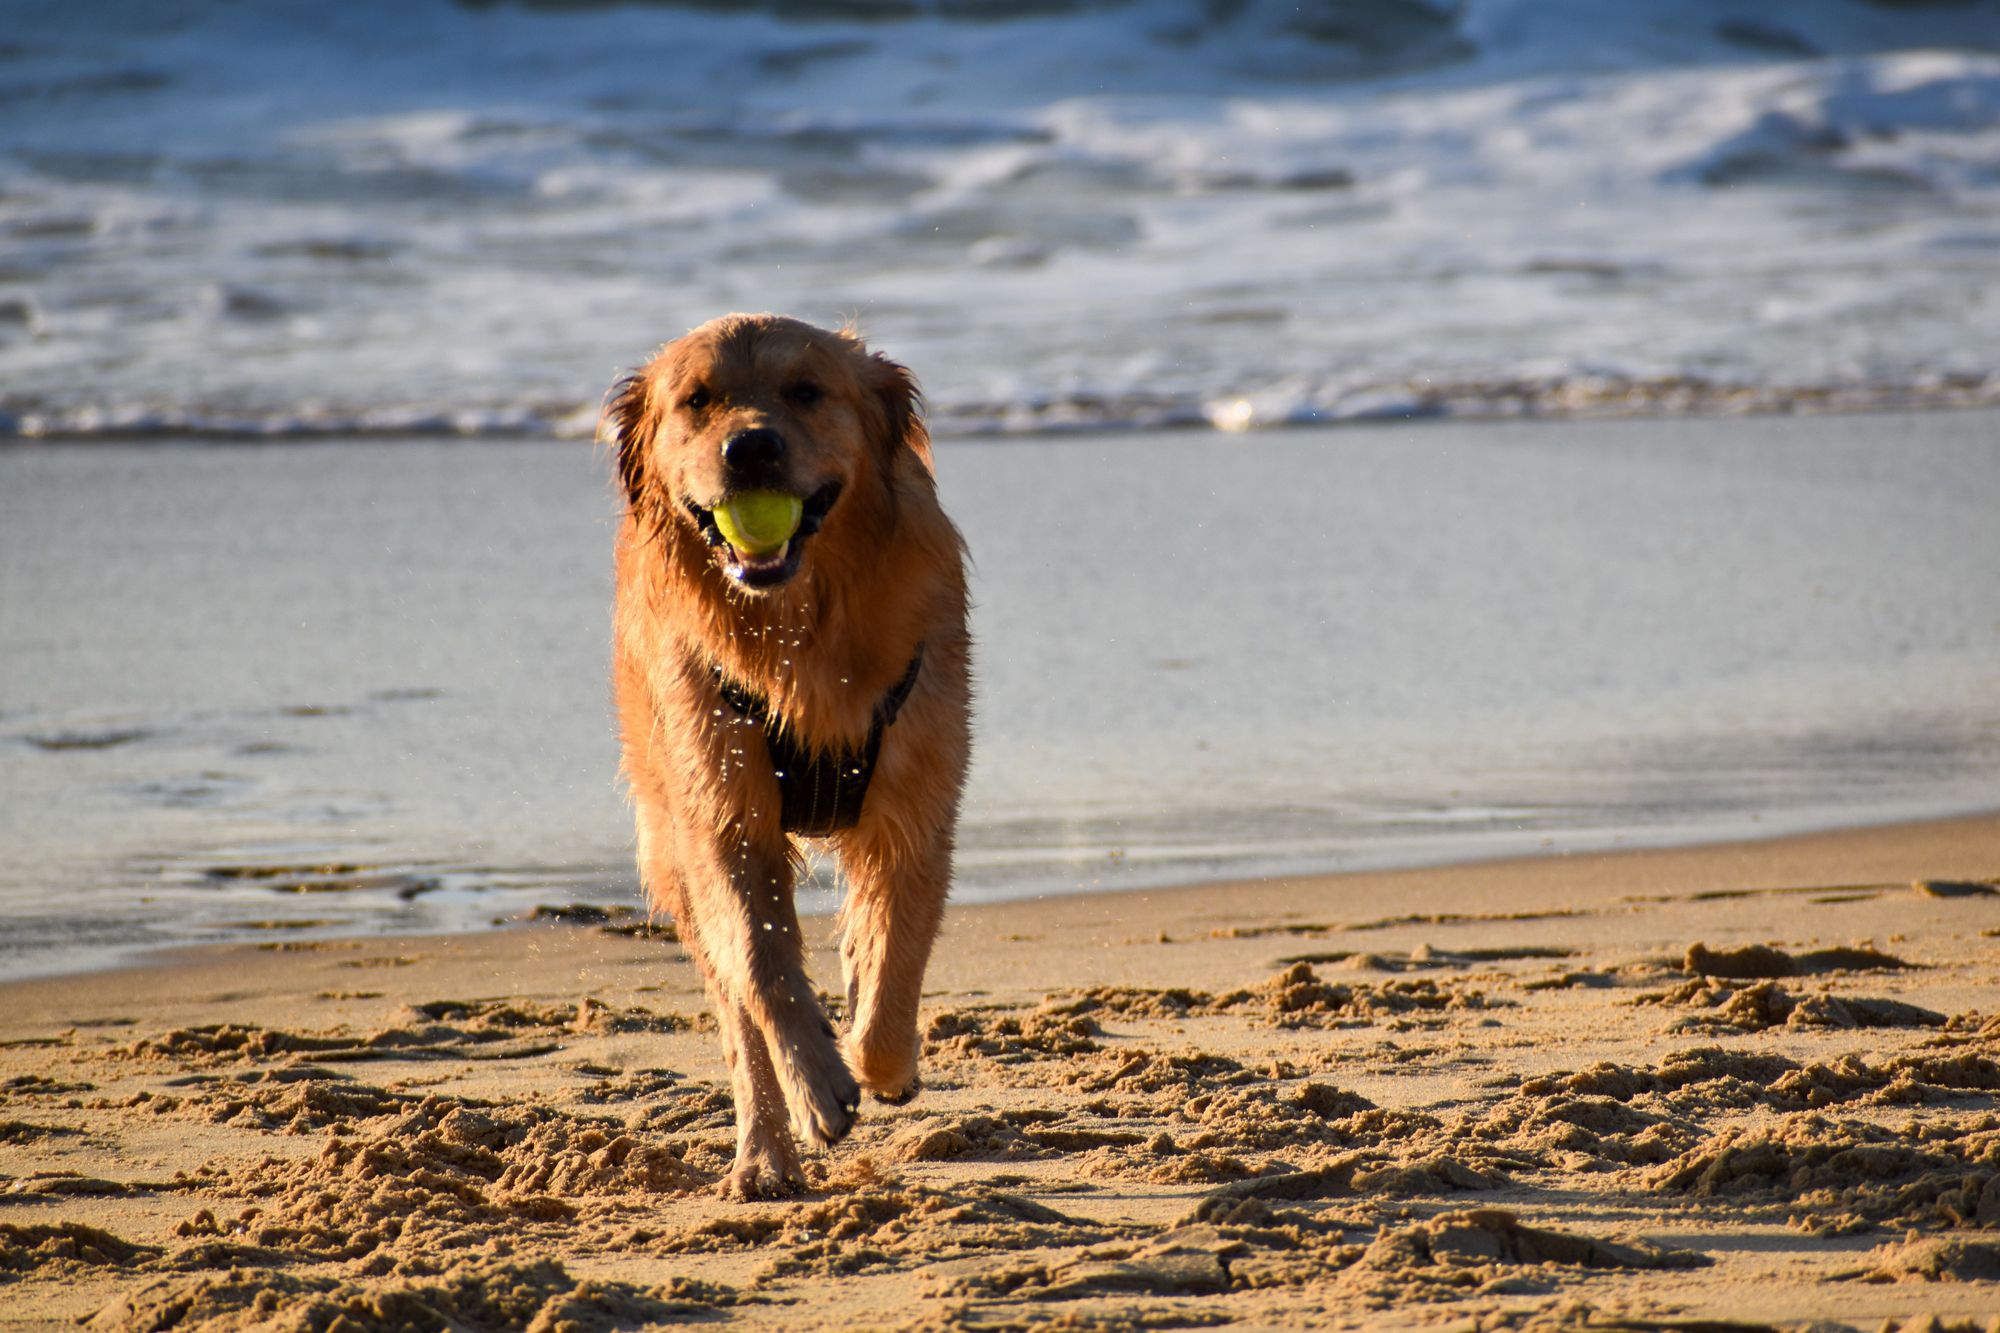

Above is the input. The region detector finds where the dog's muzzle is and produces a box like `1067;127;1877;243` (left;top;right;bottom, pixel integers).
687;480;842;590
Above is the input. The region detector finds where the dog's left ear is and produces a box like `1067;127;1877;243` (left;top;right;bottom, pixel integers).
601;371;655;518
867;353;934;473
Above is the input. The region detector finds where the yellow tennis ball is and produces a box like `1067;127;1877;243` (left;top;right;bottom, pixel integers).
714;490;803;556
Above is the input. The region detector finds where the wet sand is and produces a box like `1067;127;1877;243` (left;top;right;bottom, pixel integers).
4;813;1998;1330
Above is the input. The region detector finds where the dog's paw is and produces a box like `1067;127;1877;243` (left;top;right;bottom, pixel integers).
720;1163;805;1202
788;1059;861;1149
777;1031;860;1148
721;1144;806;1201
844;1030;920;1105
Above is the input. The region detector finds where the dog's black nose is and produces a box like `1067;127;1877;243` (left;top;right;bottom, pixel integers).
722;428;785;476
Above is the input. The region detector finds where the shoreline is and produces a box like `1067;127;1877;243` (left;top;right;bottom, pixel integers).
7;383;2000;446
16;805;2000;992
5;811;1997;1329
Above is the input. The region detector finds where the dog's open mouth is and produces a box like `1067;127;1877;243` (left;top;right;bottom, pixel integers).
687;481;841;589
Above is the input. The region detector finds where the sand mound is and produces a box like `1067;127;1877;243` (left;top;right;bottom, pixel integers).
887;1113;1149;1165
83;1257;735;1332
1170;1081;1375;1152
157;1074;411;1133
927;1225;1237;1302
1053;964;1502;1032
1341;1208;1708;1305
1644;978;1945;1033
890;1115;1041;1163
401;997;692;1037
0;1119;79;1144
924;1008;1103;1063
0;1223;157;1276
1847;1234;2000;1283
185;1094;706;1272
1352;1155;1509;1196
1462;1091;1694;1167
1365;1208;1707;1271
113;1000;692;1071
1078;1049;1258;1096
116;1025;359;1064
1682;941;1911;979
651;1181;1126;1282
1652;1114;2000;1234
1913;880;1998;899
1524;1043;2000;1114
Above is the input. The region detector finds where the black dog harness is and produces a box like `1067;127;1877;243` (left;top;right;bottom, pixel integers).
715;646;924;836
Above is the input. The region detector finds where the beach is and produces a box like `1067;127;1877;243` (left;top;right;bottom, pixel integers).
3;813;1998;1330
7;4;2000;1323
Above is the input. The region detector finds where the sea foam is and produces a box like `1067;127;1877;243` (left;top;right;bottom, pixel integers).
3;0;1998;439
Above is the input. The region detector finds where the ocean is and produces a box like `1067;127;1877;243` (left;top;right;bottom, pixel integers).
3;1;1999;978
4;0;1999;438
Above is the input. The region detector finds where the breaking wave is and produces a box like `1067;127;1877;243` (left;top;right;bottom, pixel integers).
4;0;1999;442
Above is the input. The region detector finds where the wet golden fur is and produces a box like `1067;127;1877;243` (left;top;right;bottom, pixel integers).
602;314;970;1199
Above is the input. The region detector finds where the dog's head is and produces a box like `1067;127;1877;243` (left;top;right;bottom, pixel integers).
603;314;928;593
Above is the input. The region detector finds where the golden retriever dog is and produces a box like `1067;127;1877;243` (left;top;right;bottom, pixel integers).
601;314;970;1199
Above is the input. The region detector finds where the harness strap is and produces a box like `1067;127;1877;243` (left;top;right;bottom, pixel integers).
715;644;925;836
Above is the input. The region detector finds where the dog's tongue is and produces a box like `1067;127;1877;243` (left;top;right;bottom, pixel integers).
715;491;803;557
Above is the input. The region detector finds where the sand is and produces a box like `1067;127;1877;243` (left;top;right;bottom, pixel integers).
3;814;1998;1332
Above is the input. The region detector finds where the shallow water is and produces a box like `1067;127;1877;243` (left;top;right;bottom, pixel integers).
2;409;1997;978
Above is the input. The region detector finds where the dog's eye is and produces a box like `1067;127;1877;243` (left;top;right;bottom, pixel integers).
682;387;711;411
786;382;822;407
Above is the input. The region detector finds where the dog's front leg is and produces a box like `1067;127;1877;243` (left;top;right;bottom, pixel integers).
689;839;861;1170
635;853;808;1199
833;831;951;1104
707;976;805;1199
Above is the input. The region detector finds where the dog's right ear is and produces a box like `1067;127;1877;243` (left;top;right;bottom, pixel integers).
601;371;654;519
866;352;934;473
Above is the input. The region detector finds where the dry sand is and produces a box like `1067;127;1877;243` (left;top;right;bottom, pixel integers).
3;815;1998;1332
